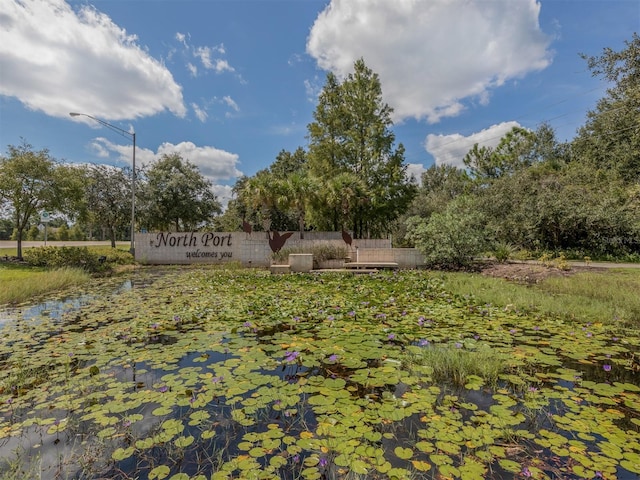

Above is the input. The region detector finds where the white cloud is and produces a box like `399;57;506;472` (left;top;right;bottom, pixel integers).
175;32;188;47
222;96;239;112
89;137;147;166
187;63;198;77
192;103;208;122
0;0;186;121
304;76;323;103
155;141;243;184
212;184;234;210
193;44;234;74
214;59;235;74
425;121;521;168
307;0;552;123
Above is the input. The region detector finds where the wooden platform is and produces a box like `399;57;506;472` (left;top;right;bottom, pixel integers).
342;262;399;270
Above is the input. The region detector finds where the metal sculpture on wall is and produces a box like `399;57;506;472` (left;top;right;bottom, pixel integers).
268;231;294;253
341;228;352;247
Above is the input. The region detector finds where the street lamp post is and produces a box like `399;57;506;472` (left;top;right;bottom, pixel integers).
70;112;136;256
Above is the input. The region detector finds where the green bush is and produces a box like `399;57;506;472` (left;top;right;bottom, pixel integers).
406;197;488;269
90;247;134;265
23;247;104;273
493;241;516;262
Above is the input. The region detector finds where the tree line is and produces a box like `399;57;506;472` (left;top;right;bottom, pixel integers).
2;35;638;263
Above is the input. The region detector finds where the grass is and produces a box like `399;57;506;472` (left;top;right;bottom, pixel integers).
436;268;640;326
406;344;511;388
0;264;90;305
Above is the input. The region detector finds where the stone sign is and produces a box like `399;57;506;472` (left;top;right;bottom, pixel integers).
135;232;252;265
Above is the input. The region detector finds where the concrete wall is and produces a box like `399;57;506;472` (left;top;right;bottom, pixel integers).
134;231;422;268
355;247;426;268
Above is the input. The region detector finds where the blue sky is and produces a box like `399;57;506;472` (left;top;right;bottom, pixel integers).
1;0;638;207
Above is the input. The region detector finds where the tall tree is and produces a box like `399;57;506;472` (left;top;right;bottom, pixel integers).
307;59;415;238
572;33;640;182
138;153;221;231
463;126;537;181
82;164;132;247
269;147;307;178
0;141;81;258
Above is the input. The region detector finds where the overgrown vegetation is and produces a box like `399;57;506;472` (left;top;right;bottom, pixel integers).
436;268;640;327
0;264;89;304
21;246;135;274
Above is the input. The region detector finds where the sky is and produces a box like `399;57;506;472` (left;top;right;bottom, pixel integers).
1;0;638;207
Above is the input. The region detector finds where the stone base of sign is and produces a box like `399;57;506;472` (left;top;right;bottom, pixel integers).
289;253;313;273
269;264;291;274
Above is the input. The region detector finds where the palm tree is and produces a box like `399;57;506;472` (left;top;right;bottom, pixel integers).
323;172;370;236
281;172;317;239
240;172;281;232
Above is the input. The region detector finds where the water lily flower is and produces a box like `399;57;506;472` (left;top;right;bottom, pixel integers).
243;321;252;327
212;376;223;384
151;323;159;329
418;339;429;346
388;333;395;340
328;354;339;362
284;351;300;362
159;386;168;393
521;466;532;477
319;457;328;468
418;316;425;326
455;342;462;349
603;364;612;372
348;311;356;317
327;315;335;321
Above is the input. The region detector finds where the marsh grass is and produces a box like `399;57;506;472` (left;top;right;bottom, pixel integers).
406;345;510;388
437;268;640;326
0;264;89;305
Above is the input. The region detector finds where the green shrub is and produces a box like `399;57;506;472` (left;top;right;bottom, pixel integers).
406;197;488;269
493;241;516;262
23;246;104;273
90;247;134;265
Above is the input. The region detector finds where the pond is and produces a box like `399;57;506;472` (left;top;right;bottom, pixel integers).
0;267;638;479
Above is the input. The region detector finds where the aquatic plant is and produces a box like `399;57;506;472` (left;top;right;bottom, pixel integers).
0;268;638;479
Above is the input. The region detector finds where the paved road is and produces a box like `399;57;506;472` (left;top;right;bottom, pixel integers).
0;241;129;248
